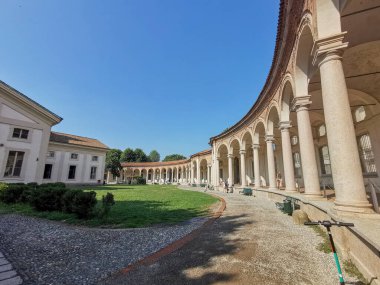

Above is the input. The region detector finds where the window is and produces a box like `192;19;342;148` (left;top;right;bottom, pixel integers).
47;151;55;158
43;164;53;179
4;151;25;177
70;153;78;160
318;124;326;137
357;134;377;174
90;166;97;180
12;128;29;139
355;106;366;123
319;146;332;175
293;152;302;177
92;156;98;162
68;165;76;179
291;135;298;145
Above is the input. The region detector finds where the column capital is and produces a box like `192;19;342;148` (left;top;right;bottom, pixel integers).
239;149;246;155
265;134;275;142
312;32;348;66
227;153;234;159
292;95;312;112
279;121;292;130
252;144;260;150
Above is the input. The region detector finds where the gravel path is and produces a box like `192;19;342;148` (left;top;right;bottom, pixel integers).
0;214;209;285
102;189;361;285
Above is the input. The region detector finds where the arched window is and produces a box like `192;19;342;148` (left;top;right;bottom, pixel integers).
357;134;377;174
319;146;332;175
318;124;326;137
355;106;366;123
291;135;298;145
293;152;302;177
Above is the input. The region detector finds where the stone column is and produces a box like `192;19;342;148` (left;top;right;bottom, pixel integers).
279;121;297;192
314;35;372;213
216;158;220;187
253;144;260;189
196;158;201;184
292;96;321;197
228;154;233;186
240;150;247;187
191;165;194;184
152;170;155;183
207;165;211;184
106;171;110;184
176;168;179;182
265;135;277;190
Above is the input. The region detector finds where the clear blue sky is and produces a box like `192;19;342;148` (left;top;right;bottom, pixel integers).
0;0;279;159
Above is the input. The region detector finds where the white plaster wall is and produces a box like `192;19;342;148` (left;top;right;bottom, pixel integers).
43;146;106;184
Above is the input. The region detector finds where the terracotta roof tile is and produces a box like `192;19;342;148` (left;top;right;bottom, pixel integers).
121;159;190;168
49;131;109;150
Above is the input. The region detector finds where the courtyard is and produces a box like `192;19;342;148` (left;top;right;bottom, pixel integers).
0;186;364;284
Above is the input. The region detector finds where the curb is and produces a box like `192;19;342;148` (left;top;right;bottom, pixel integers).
117;193;226;275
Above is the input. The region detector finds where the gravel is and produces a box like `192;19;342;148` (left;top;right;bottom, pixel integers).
0;214;208;285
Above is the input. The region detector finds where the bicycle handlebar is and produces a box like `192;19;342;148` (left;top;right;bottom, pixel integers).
304;220;354;227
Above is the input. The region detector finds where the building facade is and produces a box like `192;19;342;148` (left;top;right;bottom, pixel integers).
0;81;108;184
115;1;380;217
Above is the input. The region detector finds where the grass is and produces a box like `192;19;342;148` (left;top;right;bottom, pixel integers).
310;225;332;253
0;184;218;228
343;260;367;284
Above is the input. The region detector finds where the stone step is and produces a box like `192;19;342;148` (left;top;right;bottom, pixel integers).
0;276;22;285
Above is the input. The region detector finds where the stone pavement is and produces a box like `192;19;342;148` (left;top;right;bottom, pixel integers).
0;252;22;285
101;187;360;285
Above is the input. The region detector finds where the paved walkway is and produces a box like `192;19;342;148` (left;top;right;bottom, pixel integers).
0;252;22;285
101;188;360;285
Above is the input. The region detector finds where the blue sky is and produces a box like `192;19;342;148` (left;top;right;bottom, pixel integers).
0;0;279;159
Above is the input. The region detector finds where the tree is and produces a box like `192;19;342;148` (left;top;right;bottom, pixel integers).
163;154;187;162
148;150;160;162
120;148;136;162
134;148;149;162
105;149;122;177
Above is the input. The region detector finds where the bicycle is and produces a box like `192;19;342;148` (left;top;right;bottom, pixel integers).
304;220;354;285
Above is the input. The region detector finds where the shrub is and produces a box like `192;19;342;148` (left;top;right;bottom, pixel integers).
27;182;38;188
62;189;83;213
99;192;115;218
30;187;67;211
39;182;66;189
71;191;97;219
136;177;146;185
0;184;28;204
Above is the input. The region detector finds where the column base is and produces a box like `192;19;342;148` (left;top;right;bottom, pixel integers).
334;200;375;215
285;188;297;193
268;187;278;191
303;192;323;199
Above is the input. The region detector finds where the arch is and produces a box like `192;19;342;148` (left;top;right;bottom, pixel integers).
252;119;267;144
217;143;229;157
229;138;241;154
241;130;253;150
294;15;315;98
266;104;281;135
279;76;296;122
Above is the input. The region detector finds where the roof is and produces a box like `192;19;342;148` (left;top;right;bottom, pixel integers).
49;131;109;150
0;80;63;124
190;149;212;158
121;159;190;168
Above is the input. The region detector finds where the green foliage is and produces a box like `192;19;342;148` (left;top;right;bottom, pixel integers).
136;177;146;185
62;189;82;213
106;149;122;177
148;150;160;162
99;192;115;218
0;183;28;204
30;187;67;211
134;148;149;162
311;225;332;253
163;154;187;162
120;148;136;162
39;182;66;188
71;191;97;219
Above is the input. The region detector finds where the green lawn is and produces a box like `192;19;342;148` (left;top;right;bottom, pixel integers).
0;184;218;228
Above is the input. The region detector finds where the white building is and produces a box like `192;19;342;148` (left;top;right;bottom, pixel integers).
0;81;108;184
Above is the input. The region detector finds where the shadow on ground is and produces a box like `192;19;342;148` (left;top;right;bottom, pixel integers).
99;213;253;285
